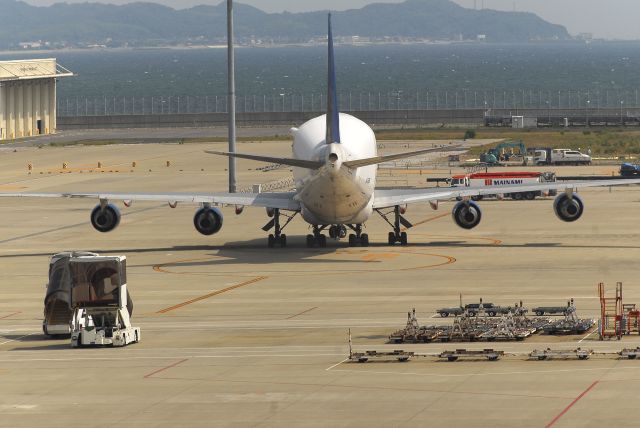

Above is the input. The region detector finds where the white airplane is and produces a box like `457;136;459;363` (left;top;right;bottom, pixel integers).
2;15;640;248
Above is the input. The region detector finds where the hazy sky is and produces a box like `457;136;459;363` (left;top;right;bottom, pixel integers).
21;0;640;40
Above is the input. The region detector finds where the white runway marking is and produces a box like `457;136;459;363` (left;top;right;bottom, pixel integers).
578;330;597;343
0;333;35;346
325;358;349;371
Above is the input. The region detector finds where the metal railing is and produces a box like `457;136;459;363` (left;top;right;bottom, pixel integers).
57;89;640;117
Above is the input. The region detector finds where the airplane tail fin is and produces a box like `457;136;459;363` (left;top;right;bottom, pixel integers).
326;13;340;145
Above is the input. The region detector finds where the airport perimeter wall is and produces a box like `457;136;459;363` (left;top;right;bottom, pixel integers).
57;109;485;130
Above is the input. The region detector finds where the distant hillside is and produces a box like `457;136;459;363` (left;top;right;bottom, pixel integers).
0;0;570;49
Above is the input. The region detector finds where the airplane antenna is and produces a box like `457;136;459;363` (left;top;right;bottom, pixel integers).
227;0;237;192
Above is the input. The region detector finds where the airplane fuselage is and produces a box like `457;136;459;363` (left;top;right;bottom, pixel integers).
291;113;377;225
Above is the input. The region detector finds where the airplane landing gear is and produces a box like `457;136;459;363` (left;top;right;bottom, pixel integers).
376;205;412;246
346;224;369;247
329;225;347;239
307;225;328;248
262;209;297;248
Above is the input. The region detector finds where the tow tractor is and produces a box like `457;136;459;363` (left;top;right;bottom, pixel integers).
68;254;139;347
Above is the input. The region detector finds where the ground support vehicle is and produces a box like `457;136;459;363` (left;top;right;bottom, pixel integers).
531;306;570;316
69;255;140;347
349;350;414;363
529;348;592;360
619;348;640;359
439;349;504;362
437;302;526;318
449;171;557;201
43;252;98;336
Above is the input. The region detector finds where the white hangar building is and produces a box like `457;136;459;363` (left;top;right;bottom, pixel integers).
0;59;73;141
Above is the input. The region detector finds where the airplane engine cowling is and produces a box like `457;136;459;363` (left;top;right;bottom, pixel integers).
194;207;224;236
553;194;584;222
90;203;121;233
452;201;482;230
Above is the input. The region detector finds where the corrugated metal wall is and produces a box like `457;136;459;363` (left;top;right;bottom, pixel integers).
0;78;56;141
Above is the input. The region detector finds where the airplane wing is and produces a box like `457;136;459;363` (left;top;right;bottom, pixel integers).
373;179;640;208
0;191;301;211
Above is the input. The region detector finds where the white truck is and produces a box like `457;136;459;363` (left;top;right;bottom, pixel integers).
450;171;557;200
534;148;592;166
67;254;140;347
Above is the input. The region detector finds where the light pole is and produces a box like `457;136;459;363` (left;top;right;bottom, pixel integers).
546;100;550;126
586;100;590;127
227;0;237;193
620;100;624;125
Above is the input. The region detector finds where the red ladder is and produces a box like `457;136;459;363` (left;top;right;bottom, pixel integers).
599;282;623;340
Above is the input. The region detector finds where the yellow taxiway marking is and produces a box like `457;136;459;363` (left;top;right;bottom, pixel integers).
156;276;268;314
402;212;450;231
362;253;399;261
153;251;456;276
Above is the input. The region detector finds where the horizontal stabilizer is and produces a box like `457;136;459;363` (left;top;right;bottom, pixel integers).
343;146;461;169
205;150;324;169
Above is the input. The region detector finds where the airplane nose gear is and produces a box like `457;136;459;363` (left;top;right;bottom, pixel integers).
329;225;348;239
376;205;412;246
262;208;297;248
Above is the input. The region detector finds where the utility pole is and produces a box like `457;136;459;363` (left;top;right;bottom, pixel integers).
227;0;237;193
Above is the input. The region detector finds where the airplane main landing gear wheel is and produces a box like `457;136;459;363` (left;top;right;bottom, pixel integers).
268;233;287;248
346;224;369;247
379;206;411;246
306;226;327;248
262;209;296;248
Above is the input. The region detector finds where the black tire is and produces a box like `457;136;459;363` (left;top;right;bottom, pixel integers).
535;311;544;316
280;234;287;247
447;356;458;362
306;234;315;248
319;235;327;248
267;234;275;248
349;234;357;247
400;232;408;246
514;193;524;200
388;232;396;245
441;312;449;318
488;311;497;317
525;192;536;200
360;233;369;247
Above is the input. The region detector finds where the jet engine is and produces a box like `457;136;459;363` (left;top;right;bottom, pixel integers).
193;207;224;236
452;201;482;230
553;194;584;222
90;203;121;233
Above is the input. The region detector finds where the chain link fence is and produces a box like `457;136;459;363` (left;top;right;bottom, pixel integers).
57;89;640;117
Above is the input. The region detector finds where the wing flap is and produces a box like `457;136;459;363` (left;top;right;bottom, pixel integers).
0;191;301;211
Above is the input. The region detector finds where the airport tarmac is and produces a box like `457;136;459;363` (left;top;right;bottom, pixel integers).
1;140;640;427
